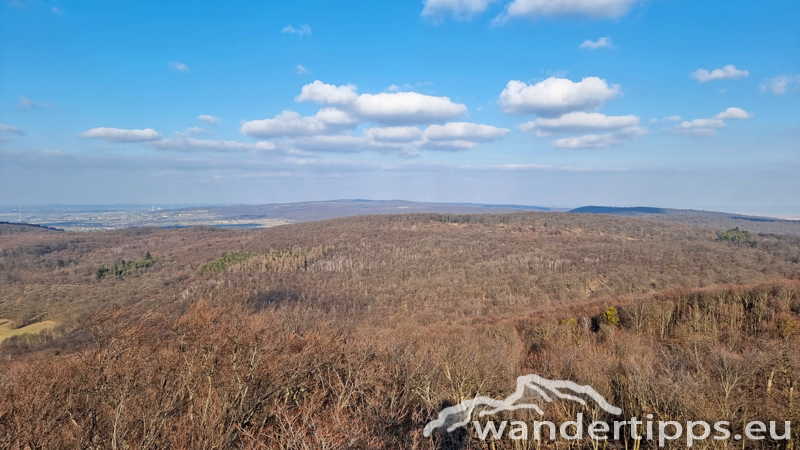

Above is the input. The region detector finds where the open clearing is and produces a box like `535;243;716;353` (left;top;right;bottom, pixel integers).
0;319;58;342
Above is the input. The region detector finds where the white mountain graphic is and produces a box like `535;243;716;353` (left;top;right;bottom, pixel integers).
423;374;622;437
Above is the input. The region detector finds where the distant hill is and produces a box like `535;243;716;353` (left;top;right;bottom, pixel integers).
570;206;666;215
0;222;62;235
197;199;550;223
569;206;800;235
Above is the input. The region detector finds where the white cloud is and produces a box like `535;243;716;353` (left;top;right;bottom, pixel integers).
296;81;359;105
149;136;275;152
169;60;190;73
79;127;162;142
296;80;467;125
714;107;753;120
760;75;800;95
356;92;467;124
179;127;208;137
518;112;639;136
648;118;658;123
672;119;725;137
552;126;647;149
296;65;312;75
498;77;620;116
240;108;358;138
0;123;25;134
423;122;510;142
422;0;497;20
314;107;359;126
285;121;507;154
663;115;682;122
364;126;423;143
690;64;749;83
671;107;752;137
579;37;613;50
679;118;726;129
282;24;311;36
496;0;642;23
17;95;36;109
198;115;222;126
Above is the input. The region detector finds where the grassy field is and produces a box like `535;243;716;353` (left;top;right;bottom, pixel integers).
0;319;58;342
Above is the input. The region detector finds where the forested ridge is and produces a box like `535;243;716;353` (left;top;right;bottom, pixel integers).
1;212;799;449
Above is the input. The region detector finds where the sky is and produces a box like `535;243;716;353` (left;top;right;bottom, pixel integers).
1;0;799;215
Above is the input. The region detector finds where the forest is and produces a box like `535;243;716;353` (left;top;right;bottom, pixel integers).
0;211;799;449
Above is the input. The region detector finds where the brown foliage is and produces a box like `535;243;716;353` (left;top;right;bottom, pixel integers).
1;213;799;448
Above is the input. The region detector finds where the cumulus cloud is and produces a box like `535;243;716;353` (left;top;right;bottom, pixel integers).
498;77;620;116
198;115;222;126
282;24;311;36
169;60;190;73
714;107;753;120
296;65;311;75
495;0;642;23
553;126;647;149
240;108;358;138
356;92;467;124
760;75;800;95
423;122;510;142
0;123;26;135
296;80;467;125
690;64;749;83
149;136;275;152
579;37;613;50
518;112;639;136
296;81;359;105
79;127;162;142
671;107;752;137
421;0;497;20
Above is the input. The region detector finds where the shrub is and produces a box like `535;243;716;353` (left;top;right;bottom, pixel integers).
603;306;620;326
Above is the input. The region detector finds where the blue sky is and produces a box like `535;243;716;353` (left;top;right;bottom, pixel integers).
1;0;799;215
